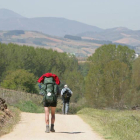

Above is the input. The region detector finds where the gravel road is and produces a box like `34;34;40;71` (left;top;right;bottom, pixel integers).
1;112;104;140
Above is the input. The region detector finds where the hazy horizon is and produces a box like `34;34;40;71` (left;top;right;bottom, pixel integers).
0;0;140;30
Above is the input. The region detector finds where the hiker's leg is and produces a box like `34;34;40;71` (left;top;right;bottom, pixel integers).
65;102;69;114
50;107;56;132
44;107;50;133
44;107;49;125
62;102;65;114
51;107;56;124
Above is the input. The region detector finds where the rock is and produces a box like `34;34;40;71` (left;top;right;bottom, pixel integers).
0;97;13;128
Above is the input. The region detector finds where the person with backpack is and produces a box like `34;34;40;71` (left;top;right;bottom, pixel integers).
61;85;73;115
38;73;60;133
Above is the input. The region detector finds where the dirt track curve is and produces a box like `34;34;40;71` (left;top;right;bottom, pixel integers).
1;112;104;140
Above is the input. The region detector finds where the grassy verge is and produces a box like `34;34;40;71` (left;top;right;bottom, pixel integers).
14;101;44;113
0;106;20;137
0;88;43;106
77;108;140;140
0;88;81;114
0;88;44;113
0;88;61;113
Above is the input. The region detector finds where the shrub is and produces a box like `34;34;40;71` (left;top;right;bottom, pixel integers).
1;69;38;93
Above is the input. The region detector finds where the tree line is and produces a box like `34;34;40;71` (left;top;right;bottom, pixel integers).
0;43;84;102
85;44;140;108
0;42;140;109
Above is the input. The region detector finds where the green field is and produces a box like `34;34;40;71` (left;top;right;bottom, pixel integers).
78;108;140;140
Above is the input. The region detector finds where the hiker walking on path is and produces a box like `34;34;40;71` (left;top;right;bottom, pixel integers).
61;85;73;115
38;73;60;133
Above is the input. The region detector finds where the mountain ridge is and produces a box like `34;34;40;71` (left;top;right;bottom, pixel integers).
0;9;103;37
0;8;25;19
0;9;140;55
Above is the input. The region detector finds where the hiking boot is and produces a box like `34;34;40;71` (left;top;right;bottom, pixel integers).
45;125;50;133
50;124;55;132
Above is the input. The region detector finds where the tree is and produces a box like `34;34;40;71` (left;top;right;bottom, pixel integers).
62;70;84;102
64;35;82;40
1;69;38;93
88;44;135;69
85;65;104;107
103;60;131;107
132;57;140;91
85;44;135;108
128;57;140;106
0;43;84;102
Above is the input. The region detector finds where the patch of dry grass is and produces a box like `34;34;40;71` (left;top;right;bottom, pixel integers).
0;106;20;137
0;88;43;106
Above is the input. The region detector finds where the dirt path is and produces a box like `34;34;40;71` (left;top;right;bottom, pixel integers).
1;112;104;140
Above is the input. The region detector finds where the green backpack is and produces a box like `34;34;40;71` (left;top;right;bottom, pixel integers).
40;77;58;103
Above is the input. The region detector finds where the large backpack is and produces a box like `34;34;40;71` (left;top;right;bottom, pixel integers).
40;77;58;103
62;89;71;101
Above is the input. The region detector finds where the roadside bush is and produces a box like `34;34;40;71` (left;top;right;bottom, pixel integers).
1;69;38;93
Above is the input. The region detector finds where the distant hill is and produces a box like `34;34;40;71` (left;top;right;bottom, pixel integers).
0;9;24;19
0;30;99;57
0;9;140;55
0;30;137;58
78;27;140;46
0;9;103;37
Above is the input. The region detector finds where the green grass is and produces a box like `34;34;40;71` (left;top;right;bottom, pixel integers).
77;108;140;140
0;88;44;113
14;101;44;113
0;88;43;106
0;88;81;114
0;88;62;113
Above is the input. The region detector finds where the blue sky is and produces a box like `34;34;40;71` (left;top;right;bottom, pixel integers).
0;0;140;30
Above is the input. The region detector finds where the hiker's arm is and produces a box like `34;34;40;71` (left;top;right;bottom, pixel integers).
61;89;64;96
38;84;41;90
67;88;73;95
61;88;66;96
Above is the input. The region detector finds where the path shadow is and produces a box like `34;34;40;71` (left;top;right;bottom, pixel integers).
56;132;85;134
